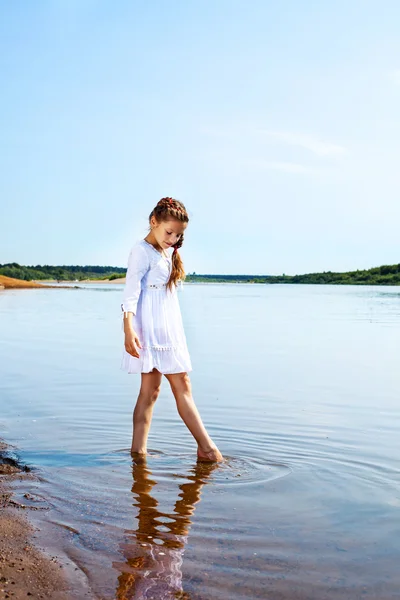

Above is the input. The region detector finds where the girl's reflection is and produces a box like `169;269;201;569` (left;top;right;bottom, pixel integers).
113;457;219;599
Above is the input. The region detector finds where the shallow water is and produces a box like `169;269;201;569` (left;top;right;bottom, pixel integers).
1;283;400;599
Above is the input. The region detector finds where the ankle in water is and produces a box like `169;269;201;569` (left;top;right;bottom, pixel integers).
197;446;223;462
131;448;147;456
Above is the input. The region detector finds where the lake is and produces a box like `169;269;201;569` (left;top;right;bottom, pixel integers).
0;283;399;599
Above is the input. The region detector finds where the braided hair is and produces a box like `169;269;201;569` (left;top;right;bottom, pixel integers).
149;197;189;290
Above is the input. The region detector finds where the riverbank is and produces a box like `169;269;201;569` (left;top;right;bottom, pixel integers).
33;278;126;284
0;275;47;289
0;275;77;291
0;275;75;290
0;440;90;600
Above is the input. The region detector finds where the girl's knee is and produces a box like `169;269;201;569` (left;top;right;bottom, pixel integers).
149;384;161;402
168;372;191;394
139;384;161;404
176;372;190;384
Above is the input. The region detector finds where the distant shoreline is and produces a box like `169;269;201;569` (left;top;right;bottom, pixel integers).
2;261;400;286
2;273;400;288
32;278;127;285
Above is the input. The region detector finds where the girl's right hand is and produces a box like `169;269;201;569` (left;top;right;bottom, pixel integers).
124;330;142;358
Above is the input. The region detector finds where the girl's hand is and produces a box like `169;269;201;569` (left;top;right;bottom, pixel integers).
125;330;142;358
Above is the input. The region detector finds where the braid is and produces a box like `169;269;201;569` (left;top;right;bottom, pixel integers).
155;198;187;220
149;197;189;290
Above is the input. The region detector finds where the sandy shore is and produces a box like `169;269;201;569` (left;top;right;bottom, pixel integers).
0;275;47;289
0;440;91;600
0;275;126;287
0;276;75;290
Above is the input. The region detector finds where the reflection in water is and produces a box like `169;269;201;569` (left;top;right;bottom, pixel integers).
113;458;219;599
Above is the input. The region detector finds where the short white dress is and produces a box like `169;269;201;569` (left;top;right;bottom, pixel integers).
121;239;192;374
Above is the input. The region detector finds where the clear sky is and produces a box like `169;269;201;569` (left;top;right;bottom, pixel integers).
1;1;400;275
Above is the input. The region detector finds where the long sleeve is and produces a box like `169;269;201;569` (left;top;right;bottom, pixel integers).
121;244;150;315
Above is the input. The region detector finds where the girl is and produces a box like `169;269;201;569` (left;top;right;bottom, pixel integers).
121;197;223;462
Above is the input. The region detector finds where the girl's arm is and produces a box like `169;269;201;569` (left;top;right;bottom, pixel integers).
121;245;150;358
121;245;149;315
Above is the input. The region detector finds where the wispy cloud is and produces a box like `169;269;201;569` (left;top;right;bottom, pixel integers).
263;131;347;157
250;160;316;175
200;124;344;176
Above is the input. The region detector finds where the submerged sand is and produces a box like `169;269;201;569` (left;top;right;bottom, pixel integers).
0;441;87;600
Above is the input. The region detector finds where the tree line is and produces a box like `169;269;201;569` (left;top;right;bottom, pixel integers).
0;263;126;281
185;263;400;285
1;262;400;285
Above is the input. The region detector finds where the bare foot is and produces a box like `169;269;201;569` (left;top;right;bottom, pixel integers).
197;446;223;462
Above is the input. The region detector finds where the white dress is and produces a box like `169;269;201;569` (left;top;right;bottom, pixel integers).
121;239;192;374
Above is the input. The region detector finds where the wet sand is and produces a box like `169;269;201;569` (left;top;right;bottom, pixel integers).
0;440;88;600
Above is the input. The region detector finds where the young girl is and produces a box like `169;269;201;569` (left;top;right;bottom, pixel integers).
121;197;223;462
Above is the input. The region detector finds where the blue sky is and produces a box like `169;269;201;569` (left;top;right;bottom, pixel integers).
1;1;400;275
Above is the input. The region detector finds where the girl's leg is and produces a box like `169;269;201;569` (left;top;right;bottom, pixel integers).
164;372;223;462
131;369;163;455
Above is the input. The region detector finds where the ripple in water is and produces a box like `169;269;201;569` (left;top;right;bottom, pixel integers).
112;448;291;487
214;455;291;486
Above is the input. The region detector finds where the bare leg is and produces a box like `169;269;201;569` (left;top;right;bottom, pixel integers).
164;373;223;462
131;370;162;455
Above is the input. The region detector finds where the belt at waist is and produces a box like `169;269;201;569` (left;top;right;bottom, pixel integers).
144;283;167;289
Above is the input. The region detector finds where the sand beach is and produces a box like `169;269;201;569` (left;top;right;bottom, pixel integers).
0;441;73;600
0;276;75;290
0;276;47;289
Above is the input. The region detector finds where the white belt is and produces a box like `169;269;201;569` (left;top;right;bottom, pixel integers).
145;283;167;289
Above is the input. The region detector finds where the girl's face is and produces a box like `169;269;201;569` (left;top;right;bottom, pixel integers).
151;217;187;250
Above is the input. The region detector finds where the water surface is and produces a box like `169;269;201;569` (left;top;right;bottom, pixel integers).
1;283;399;599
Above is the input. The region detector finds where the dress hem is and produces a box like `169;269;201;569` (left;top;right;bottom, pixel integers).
123;366;193;375
121;348;192;375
